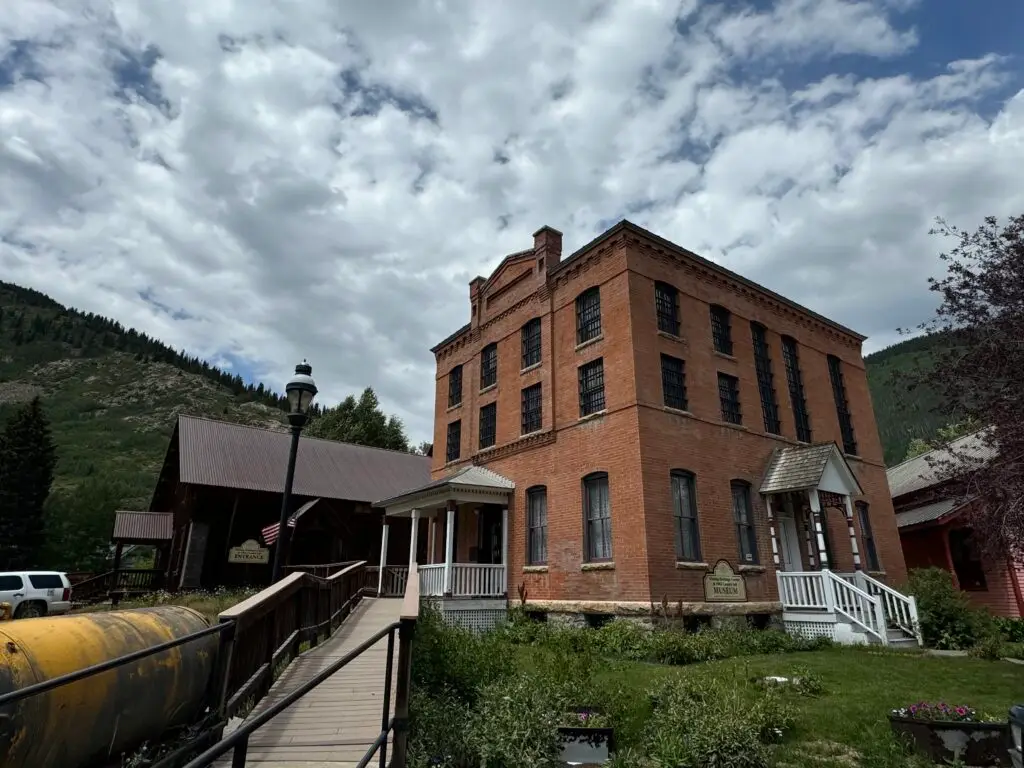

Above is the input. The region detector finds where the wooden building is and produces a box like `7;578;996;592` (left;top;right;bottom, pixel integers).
147;415;430;589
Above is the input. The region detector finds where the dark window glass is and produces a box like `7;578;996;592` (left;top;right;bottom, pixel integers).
710;305;733;355
856;501;880;572
28;574;63;589
521;383;542;434
655;281;680;336
731;482;759;564
527;486;548;565
750;323;781;434
578;358;606;416
583;473;612;561
521;318;542;369
718;372;742;425
782;336;812;442
949;529;987;590
661;354;688;410
480;343;498;389
576;287;602;345
671;471;701;562
828;354;858;455
445;420;461;463
0;575;23;591
448;365;463;408
479;403;497;449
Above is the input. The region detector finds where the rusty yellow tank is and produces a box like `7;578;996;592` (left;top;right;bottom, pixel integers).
0;605;219;768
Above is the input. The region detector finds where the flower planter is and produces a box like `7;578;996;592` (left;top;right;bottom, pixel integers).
889;715;1010;766
558;708;615;766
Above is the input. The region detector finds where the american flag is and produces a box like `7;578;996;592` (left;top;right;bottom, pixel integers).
261;517;297;546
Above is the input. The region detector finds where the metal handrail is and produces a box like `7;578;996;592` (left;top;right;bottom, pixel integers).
0;621;233;707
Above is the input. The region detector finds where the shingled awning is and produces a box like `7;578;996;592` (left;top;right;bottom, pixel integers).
376;465;515;517
759;442;863;496
112;511;174;543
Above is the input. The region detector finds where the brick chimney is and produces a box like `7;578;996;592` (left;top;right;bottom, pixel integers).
533;226;563;273
469;276;485;329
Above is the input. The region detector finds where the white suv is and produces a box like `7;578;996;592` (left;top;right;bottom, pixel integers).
0;571;73;619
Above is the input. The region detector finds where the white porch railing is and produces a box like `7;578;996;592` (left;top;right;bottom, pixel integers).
450;564;506;597
366;565;409;597
419;564;446;596
778;569;919;645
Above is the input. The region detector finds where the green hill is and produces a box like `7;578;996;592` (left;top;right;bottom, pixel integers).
864;333;953;466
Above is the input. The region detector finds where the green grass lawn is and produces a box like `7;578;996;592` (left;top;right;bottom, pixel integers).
519;646;1023;766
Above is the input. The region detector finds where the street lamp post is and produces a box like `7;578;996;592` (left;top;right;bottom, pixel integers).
270;360;318;584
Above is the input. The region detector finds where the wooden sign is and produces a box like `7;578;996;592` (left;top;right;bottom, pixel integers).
703;560;746;602
228;539;270;565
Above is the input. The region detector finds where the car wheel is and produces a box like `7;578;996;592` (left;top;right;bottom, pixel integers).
16;602;44;619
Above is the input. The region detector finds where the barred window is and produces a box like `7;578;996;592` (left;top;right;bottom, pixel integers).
583;472;612;562
479;403;496;449
856;501;880;572
527;486;548;565
448;364;463;408
521;383;542;434
521;318;542;369
661;354;688;410
578;358;606;416
731;481;758;564
710;305;733;355
750;323;781;434
576;287;602;345
671;470;701;562
445;420;461;463
718;372;742;425
655;281;680;336
828;354;858;455
782;336;811;442
480;343;498;389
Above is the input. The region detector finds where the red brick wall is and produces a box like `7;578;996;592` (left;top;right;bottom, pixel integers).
429;224;908;606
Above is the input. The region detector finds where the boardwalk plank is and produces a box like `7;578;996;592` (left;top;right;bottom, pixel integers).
215;597;403;767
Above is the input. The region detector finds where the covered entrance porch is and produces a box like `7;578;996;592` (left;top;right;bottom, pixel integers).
374;466;513;603
761;443;921;646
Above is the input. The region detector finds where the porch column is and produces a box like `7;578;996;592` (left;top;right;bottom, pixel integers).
444;501;456;596
843;495;862;571
808;489;829;570
112;541;124;573
501;506;509;596
408;509;421;570
378;522;389;596
764;495;780;569
943;529;961;590
428;516;436;564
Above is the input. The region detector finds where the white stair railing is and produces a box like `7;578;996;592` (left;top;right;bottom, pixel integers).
777;572;827;609
854;571;921;642
823;570;887;644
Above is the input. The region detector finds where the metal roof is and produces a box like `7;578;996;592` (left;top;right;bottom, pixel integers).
760;442;854;494
895;498;970;529
112;511;174;541
886;429;994;500
375;465;515;507
175;415;431;504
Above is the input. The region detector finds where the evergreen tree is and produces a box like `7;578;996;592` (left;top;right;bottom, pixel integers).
305;388;410;451
0;397;58;569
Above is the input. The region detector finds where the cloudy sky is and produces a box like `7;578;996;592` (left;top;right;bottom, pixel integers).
1;0;1022;443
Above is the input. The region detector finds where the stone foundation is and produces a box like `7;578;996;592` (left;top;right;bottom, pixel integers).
525;599;784;630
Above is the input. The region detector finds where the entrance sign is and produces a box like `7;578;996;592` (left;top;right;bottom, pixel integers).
703;560;747;602
229;539;270;565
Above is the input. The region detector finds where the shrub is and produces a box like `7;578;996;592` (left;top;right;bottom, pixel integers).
995;616;1024;643
469;674;564;767
907;568;995;650
407;688;476;768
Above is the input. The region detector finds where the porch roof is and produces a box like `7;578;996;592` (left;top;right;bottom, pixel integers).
759;442;863;496
375;465;515;516
112;511;174;543
895;497;972;529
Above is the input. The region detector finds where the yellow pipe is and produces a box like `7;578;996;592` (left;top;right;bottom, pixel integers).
0;606;219;768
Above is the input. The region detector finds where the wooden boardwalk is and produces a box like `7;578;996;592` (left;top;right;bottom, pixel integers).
220;597;403;767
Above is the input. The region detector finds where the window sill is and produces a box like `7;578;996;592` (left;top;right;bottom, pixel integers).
578;410;607;423
479;383;497;395
844;452;862;460
867;570;886;578
713;350;737;362
477;442;496;453
739;565;766;574
521;427;544;438
444;458;462;468
663;406;693;418
446;403;462;413
581;562;615;571
523;565;548;573
575;335;603;353
520;362;542;375
676;561;709;571
657;330;685;344
719;421;748;431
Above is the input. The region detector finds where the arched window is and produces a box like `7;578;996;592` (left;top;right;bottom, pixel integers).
582;472;612;562
670;470;701;562
480;343;498;389
526;486;547;566
710;305;733;355
730;480;759;564
521;318;542;369
575;287;601;345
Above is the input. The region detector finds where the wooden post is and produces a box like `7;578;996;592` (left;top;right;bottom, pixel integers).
428;517;436;564
444;502;456;596
408;509;420;570
500;506;509;596
809;489;829;570
765;495;780;569
391;564;419;768
843;495;862;571
378;523;389;596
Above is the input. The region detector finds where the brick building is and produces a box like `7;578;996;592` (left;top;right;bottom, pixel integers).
378;220;910;625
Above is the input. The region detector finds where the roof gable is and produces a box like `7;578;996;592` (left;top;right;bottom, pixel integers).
760;442;863;496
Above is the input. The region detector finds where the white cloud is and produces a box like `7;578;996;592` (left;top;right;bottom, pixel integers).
0;0;1022;443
